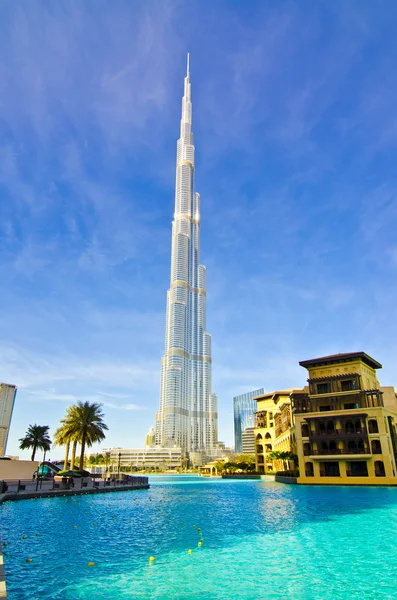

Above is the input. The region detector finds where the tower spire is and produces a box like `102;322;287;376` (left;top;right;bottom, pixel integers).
187;52;190;76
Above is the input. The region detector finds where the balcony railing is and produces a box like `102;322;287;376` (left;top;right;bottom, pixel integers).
309;429;367;438
307;448;370;456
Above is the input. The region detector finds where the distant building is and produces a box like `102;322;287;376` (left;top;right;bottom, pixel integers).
145;427;155;448
106;447;182;470
241;427;255;454
0;383;17;457
233;388;264;452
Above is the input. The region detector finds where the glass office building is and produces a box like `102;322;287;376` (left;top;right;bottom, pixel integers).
233;388;264;453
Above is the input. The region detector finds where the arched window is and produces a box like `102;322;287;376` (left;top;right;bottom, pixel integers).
357;440;365;453
348;440;357;450
319;422;326;434
256;444;264;454
321;441;328;452
265;433;272;440
329;440;337;453
301;424;309;437
368;420;379;434
345;421;354;434
305;462;314;477
375;461;385;477
371;439;382;454
256;434;263;441
326;421;335;433
303;443;311;456
355;420;362;433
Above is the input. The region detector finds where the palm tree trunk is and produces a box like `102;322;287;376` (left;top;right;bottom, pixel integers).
70;440;78;470
31;445;37;461
64;440;70;470
79;432;87;469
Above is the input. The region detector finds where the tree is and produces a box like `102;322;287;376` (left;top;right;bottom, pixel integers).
214;461;225;474
19;425;52;461
63;401;108;469
235;454;256;465
267;450;298;472
53;423;72;470
54;407;81;470
223;462;239;473
267;451;282;470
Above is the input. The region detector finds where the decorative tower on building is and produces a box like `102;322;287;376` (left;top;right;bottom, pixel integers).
155;56;218;454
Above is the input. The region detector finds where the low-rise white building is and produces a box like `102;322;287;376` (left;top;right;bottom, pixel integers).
105;447;183;470
241;427;255;454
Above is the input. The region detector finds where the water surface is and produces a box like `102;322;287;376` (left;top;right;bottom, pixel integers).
1;475;397;599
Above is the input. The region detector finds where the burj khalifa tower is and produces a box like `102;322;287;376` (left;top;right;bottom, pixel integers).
155;56;218;454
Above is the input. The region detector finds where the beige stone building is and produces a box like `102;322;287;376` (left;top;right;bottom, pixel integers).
254;352;397;486
254;390;298;473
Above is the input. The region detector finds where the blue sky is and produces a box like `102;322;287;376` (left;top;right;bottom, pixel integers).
1;1;397;459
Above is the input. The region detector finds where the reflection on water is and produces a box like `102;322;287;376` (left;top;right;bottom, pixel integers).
1;476;397;599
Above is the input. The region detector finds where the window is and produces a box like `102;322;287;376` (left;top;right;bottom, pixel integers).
344;403;359;410
317;383;330;394
305;462;314;477
301;424;309;437
371;439;382;454
341;379;357;392
368;419;379;434
375;461;385;477
346;461;368;477
320;405;331;412
320;462;340;477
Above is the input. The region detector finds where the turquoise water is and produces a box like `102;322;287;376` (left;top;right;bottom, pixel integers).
2;476;397;599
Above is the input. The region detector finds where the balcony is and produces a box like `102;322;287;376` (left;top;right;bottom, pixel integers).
308;448;370;456
309;429;367;438
293;390;384;414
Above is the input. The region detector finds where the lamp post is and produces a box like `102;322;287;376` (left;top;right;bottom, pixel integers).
105;452;110;480
40;448;47;490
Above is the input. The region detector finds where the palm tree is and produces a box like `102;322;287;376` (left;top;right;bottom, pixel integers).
267;451;298;472
63;401;108;469
53;424;71;470
267;450;282;471
53;407;80;470
19;425;52;461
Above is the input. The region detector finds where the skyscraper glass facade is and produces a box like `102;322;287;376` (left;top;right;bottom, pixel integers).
155;57;218;453
0;383;17;456
234;388;264;453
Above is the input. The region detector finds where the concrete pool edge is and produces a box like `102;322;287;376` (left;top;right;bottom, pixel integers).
0;483;149;504
0;545;6;600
